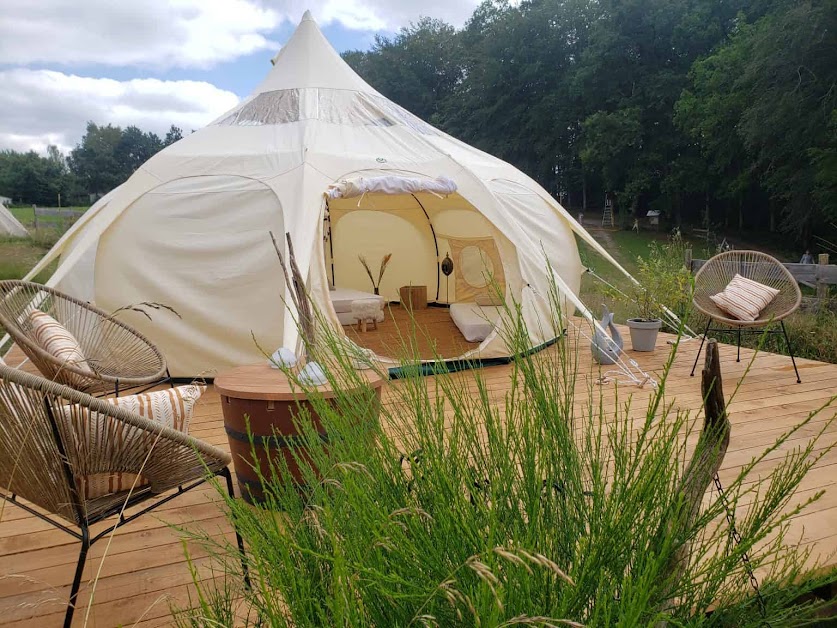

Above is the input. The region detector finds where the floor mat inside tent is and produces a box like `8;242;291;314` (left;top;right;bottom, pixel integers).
343;304;481;362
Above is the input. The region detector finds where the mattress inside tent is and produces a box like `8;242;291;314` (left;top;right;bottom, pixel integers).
449;302;502;343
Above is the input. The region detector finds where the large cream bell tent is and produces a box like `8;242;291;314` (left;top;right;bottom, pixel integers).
19;11;635;378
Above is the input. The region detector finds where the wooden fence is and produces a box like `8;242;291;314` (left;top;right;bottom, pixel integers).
685;250;836;307
32;207;85;231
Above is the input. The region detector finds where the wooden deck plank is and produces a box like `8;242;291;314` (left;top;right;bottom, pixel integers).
1;313;836;626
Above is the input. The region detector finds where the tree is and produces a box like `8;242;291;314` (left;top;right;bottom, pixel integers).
677;0;837;240
116;125;163;174
344;17;464;125
164;125;184;146
68;122;171;198
68;122;124;196
0;149;74;206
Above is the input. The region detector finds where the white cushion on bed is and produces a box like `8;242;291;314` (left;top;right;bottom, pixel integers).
330;287;384;313
450;303;502;343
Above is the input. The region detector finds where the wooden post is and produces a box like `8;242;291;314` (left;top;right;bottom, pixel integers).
32;206;38;232
817;254;830;303
684;248;692;273
682;339;731;528
659;339;730;620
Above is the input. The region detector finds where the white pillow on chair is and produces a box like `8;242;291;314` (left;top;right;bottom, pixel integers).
709;274;779;322
28;310;94;376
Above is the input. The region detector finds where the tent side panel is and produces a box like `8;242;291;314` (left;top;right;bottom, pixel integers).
94;175;286;377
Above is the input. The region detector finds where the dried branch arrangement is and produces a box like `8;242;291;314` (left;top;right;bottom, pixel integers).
359;253;393;295
270;230;315;354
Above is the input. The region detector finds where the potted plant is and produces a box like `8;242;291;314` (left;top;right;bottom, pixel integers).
625;284;663;352
620;239;694;352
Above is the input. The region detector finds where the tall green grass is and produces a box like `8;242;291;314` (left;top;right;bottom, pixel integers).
174;296;836;627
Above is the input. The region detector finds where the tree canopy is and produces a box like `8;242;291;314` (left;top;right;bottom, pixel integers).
343;0;837;243
0;123;184;207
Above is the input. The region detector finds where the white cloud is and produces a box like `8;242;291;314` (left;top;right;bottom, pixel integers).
0;0;481;153
317;0;480;31
0;69;239;153
0;0;281;69
0;0;481;70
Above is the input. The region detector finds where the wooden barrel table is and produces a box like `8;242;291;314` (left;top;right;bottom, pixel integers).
215;364;385;505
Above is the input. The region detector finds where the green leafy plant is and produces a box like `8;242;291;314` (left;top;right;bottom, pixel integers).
174;288;836;627
617;234;694;324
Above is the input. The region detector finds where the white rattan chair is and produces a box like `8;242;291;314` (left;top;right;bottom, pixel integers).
0;365;247;627
0;280;169;395
689;250;802;382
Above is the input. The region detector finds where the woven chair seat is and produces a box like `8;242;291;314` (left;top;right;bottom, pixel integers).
0;364;246;628
692;250;801;327
0;280;167;394
0;364;231;524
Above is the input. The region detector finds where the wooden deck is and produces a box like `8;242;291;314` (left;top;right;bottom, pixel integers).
1;321;836;626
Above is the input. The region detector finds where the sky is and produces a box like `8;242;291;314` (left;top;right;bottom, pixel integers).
0;0;481;155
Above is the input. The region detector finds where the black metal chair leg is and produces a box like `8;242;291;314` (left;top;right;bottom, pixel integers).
736;326;742;362
167;368;175;389
691;318;712;376
221;467;250;588
781;320;802;383
65;526;90;628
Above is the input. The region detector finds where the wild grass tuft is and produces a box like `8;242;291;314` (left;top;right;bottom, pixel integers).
174;292;836;626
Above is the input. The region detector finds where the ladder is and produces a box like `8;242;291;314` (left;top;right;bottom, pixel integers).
602;205;614;227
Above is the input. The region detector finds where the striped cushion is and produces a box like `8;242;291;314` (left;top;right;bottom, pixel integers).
67;385;205;499
108;384;205;433
78;472;147;501
709;274;779;322
27;310;93;378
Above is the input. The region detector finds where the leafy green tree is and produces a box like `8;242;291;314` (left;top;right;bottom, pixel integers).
677;0;837;240
68;122;171;198
68;122;124;196
0;148;75;206
164;125;184;147
116;125;163;174
811;110;837;223
343;17;463;124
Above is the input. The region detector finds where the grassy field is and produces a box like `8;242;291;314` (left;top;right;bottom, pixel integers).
8;205;88;229
0;205;82;281
0;236;54;280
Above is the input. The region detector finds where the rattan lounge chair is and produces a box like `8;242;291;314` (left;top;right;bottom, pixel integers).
690;250;802;382
0;280;169;395
0;364;246;628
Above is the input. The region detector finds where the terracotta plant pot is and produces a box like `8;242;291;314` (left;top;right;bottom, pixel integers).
627;318;662;352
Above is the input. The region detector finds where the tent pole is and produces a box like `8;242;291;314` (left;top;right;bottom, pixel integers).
411;194;440;302
325;203;335;287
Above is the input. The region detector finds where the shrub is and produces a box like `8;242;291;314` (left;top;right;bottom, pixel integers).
606;232;694;325
174;292;836;627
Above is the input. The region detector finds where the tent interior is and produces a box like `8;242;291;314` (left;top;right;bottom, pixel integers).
325;188;510;362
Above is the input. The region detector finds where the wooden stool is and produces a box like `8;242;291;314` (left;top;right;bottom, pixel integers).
351;299;381;332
